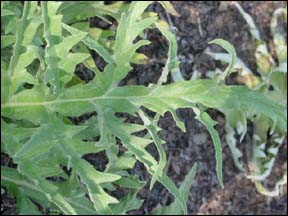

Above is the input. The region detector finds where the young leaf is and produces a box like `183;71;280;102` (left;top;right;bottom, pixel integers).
209;39;236;82
155;21;183;83
193;108;224;188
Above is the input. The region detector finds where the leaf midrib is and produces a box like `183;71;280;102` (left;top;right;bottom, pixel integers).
1;95;191;108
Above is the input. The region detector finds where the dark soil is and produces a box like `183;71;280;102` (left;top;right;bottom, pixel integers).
1;1;287;215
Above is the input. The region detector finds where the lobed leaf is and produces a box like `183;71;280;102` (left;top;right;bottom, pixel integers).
193;108;223;188
154;163;198;215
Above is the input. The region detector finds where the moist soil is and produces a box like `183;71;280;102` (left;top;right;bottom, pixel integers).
1;1;287;215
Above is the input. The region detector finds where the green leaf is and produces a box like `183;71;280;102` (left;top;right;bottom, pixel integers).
2;87;50;123
154;163;198;215
209;39;237;82
1;35;15;48
59;1;124;24
22;16;42;46
103;109;188;215
16;189;43;215
158;1;179;16
2;166;78;215
155;21;183;83
139;110;167;190
204;49;261;88
72;158;120;215
112;1;156;83
2;79;286;132
193;108;224;188
1;61;10;104
204;50;253;75
62;23;114;64
8;2;31;78
1;120;35;156
59;53;90;82
1;8;15;17
115;176;145;189
111;191;144;215
13;118;84;161
10;45;44;94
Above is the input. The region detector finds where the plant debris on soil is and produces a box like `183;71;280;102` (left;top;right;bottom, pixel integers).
1;1;287;215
